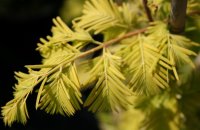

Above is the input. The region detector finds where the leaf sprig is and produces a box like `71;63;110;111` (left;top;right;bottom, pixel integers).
147;21;199;74
84;49;133;112
37;16;93;58
1;70;45;126
38;62;82;116
1;15;145;126
1;0;200;128
119;34;172;95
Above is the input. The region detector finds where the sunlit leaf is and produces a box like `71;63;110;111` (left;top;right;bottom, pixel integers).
37;16;93;58
1;70;43;126
84;49;133;112
73;0;128;34
119;34;172;95
38;63;82;116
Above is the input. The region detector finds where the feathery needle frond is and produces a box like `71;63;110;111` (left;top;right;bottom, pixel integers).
84;48;133;112
147;21;199;76
37;16;93;58
119;34;172;95
38;63;82;116
1;70;44;126
73;0;127;34
2;24;146;125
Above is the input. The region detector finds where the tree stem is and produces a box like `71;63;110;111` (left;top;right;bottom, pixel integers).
78;28;147;58
26;28;146;90
169;0;187;34
142;0;153;22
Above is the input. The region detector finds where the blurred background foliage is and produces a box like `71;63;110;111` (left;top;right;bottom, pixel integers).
59;0;85;25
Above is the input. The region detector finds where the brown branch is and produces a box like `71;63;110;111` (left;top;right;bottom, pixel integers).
28;28;147;70
27;28;146;69
78;28;147;58
188;10;200;16
169;0;188;34
142;0;153;22
26;28;147;90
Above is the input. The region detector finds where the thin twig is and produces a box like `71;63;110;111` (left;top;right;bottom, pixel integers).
78;28;147;58
142;0;153;22
27;28;147;69
188;10;200;16
26;28;147;87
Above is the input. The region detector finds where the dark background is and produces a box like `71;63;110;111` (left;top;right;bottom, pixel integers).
0;0;99;130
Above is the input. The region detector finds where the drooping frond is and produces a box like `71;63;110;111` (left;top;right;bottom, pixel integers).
119;34;172;95
37;16;93;58
2;98;29;126
1;38;83;125
147;21;199;69
73;0;128;34
84;49;133;112
1;70;44;126
28;47;83;115
37;62;82;116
